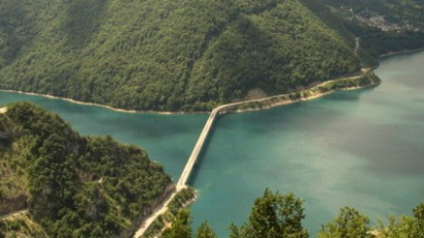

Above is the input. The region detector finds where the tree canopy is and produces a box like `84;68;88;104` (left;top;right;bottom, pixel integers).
0;102;172;237
318;207;370;238
0;0;364;112
229;189;308;238
153;189;423;238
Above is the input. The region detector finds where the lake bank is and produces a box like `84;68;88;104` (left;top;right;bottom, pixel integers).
0;89;182;115
0;68;380;118
226;69;380;113
379;47;424;59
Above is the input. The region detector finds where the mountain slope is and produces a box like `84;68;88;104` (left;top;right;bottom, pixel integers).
0;0;361;111
321;0;424;58
0;102;172;237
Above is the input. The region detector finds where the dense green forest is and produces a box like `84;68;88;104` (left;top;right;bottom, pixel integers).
0;102;172;237
0;0;364;111
154;189;424;238
0;0;422;111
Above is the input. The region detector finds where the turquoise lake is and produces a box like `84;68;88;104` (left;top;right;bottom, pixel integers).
1;51;423;237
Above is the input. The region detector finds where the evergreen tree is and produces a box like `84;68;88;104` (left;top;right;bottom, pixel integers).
414;203;424;235
230;188;308;238
162;209;193;238
196;221;218;238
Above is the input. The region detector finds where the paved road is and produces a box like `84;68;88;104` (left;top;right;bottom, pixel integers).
133;190;181;238
176;108;219;189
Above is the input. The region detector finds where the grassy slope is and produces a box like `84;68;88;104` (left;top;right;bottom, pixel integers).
0;102;172;237
0;0;360;111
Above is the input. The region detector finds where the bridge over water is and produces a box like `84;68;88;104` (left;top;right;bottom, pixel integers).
134;102;241;237
178;107;217;188
176;102;243;189
134;70;374;237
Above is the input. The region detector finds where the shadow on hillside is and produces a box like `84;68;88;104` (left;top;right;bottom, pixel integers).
0;1;30;64
61;0;111;50
187;14;288;105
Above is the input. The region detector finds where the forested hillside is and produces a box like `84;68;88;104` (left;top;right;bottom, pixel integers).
0;102;172;237
321;0;424;57
0;0;362;111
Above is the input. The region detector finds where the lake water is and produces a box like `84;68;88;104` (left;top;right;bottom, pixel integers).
189;51;424;236
0;91;208;180
1;52;423;237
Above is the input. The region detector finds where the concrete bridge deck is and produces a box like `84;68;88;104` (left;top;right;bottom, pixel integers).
176;107;218;189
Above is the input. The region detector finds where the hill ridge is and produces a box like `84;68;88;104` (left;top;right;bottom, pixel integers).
0;0;422;112
0;0;361;111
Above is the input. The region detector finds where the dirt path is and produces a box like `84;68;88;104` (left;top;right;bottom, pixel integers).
0;210;28;220
354;37;360;55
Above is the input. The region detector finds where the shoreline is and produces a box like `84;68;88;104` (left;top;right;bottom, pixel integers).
233;79;379;114
218;69;380;114
379;47;424;59
0;89;188;115
0;70;378;116
0;47;421;116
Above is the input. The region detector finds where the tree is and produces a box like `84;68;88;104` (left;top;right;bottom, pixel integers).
381;203;424;238
380;215;416;238
196;221;218;238
162;209;192;238
414;203;424;235
229;223;255;238
318;207;370;238
230;188;308;238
